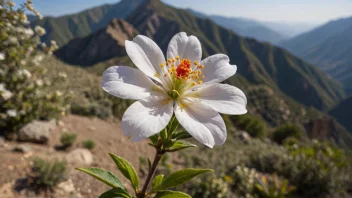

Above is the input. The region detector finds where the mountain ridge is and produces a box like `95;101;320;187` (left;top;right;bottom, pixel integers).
281;16;352;93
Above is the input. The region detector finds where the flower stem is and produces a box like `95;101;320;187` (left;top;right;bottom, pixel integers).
137;148;164;198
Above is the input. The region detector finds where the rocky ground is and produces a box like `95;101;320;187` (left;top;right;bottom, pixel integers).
0;115;182;198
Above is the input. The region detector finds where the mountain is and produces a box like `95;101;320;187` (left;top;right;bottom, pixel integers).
262;21;318;38
123;0;344;111
55;19;138;66
186;9;286;44
329;96;352;133
281;16;352;93
31;0;144;46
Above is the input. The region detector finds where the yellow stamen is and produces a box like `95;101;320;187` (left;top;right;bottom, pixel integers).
160;63;164;67
194;61;198;65
198;80;203;84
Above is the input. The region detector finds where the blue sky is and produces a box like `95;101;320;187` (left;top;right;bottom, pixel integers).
14;0;352;23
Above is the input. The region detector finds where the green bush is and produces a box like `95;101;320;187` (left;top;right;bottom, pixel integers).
70;101;112;119
30;158;68;189
82;139;96;150
60;132;77;148
192;177;230;198
0;0;70;138
272;123;303;144
231;114;267;137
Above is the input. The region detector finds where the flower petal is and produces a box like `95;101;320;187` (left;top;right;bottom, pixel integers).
121;96;173;141
201;54;237;84
185;83;247;115
167;32;202;63
102;66;163;100
125;35;165;83
174;100;226;148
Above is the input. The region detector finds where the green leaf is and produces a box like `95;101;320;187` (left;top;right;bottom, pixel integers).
109;153;139;191
166;140;197;152
160;128;168;140
76;168;125;189
167;116;179;135
154;190;191;198
171;131;192;140
156;168;213;190
99;188;132;198
152;174;164;190
149;134;159;145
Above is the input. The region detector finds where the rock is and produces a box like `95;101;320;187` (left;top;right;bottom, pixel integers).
66;149;93;166
13;145;32;153
18;120;56;143
57;179;75;193
238;131;251;142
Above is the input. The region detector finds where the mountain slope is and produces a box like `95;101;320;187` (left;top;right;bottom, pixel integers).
31;0;144;46
124;0;344;111
281;17;352;93
55;19;138;66
329;96;352;133
187;9;286;44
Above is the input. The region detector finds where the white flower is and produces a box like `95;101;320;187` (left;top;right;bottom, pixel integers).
1;90;13;100
0;52;5;60
35;26;46;36
7;109;17;117
102;32;247;148
17;69;32;78
0;83;5;92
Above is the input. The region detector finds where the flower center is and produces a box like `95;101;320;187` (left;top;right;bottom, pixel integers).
157;56;205;99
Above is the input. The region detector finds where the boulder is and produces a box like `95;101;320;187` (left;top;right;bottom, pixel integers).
17;120;56;143
12;145;32;153
66;149;93;166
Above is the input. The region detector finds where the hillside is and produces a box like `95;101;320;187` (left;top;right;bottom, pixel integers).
31;0;144;46
281;16;352;93
55;19;138;66
121;0;344;111
187;9;286;44
329;96;352;133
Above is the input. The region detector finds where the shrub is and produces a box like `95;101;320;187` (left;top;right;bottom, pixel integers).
29;158;68;189
192;177;230;198
0;0;70;138
82;139;96;150
272;123;303;144
231;114;267;137
60;132;77;148
70;101;112;119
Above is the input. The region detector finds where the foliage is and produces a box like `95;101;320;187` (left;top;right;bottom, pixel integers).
29;158;68;189
181;130;352;198
77;116;212;198
231;114;267;137
82;139;96;150
70;100;112;119
191;177;230;198
0;0;70;138
272;123;303;144
60;132;77;148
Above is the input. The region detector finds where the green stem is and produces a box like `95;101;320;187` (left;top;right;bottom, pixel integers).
137;148;164;198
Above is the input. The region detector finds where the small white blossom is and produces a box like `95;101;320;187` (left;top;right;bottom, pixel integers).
35;26;46;36
0;83;5;92
58;72;67;78
1;90;13;100
36;79;44;86
17;69;32;78
0;52;5;60
8;36;18;44
7;109;17;117
24;28;34;36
